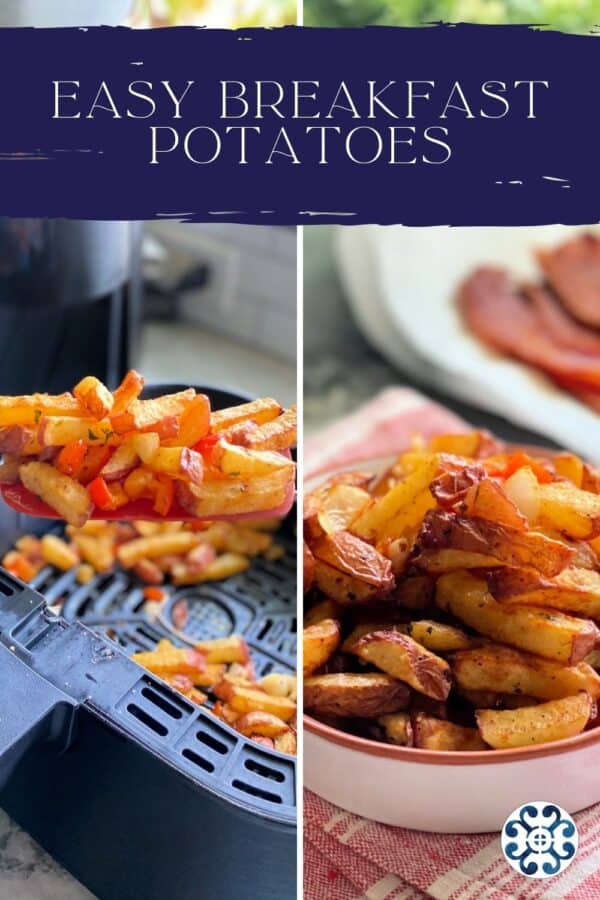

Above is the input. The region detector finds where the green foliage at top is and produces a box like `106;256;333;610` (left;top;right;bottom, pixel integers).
304;0;600;31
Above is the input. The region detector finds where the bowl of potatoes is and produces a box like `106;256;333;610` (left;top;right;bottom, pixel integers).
303;432;600;832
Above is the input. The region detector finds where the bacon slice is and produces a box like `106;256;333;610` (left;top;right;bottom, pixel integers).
458;267;600;391
536;234;600;328
524;284;600;356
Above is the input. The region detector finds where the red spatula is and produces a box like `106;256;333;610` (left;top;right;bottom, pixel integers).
0;479;295;523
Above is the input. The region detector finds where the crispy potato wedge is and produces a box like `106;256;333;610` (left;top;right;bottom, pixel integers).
476;693;593;749
118;531;201;568
211;398;282;431
146;446;204;484
274;728;297;755
0;393;81;427
194;636;249;664
304;672;409;717
131;646;207;682
73;376;114;419
378;712;413;746
304;598;339;628
464;478;527;531
111;370;145;415
71;533;115;573
233;711;289;738
100;441;139;482
176;467;292;518
258;673;297;701
39;416;118;448
303;618;341;676
40;534;79;571
241;406;297;452
19;461;93;528
216;442;293;479
162;394;210;448
503;465;540;521
489;566;600;618
305;483;371;541
350;454;439;542
111;389;195;435
311;532;394;591
395;575;435;609
428;432;483;458
312;559;380;605
171;552;249;584
415;548;505;573
437;571;599;664
215;681;296;721
451;644;600;700
400;620;473;652
538;481;600;540
350;630;452;700
418;510;573;578
413;714;488;751
554;452;585;488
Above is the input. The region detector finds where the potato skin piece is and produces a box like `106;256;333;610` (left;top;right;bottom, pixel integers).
312;532;394;591
451;643;600;700
304;672;410;717
417;509;573;577
413;714;488;751
476;693;594;749
351;631;452;701
303;618;341;677
489;566;600;619
19;461;93;527
436;570;599;664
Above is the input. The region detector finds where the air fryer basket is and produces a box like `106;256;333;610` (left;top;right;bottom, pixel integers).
0;384;297;900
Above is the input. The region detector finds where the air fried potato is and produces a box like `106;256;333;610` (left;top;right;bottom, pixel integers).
304;431;600;753
0;375;296;524
303;617;341;676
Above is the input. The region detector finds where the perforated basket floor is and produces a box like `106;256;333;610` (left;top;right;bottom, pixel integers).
19;523;297;824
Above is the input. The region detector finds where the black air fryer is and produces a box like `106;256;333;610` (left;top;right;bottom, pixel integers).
0;385;297;899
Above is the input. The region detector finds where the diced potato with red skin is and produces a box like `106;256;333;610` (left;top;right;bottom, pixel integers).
163;394;210;448
311;532;394;592
111;389;196;434
19;461;93;527
476;693;594;749
100;441;139;482
0;426;39;456
274;728;297;754
111;370;145;415
304;672;410;718
123;466;159;501
194;636;249;665
538;481;600;540
73;376;114;419
0;392;81;427
176;468;292;518
214;681;296;721
131;646;208;682
303;618;341;677
312;559;379;605
450;644;600;700
436;571;599;665
40;534;79;571
146;447;204;485
304;483;371;542
417;509;574;578
133;559;164;585
464;478;527;531
233;711;289;738
118;532;202;568
413;714;488;751
350;631;452;701
488;566;600;618
240;406;297;452
211;398;282;432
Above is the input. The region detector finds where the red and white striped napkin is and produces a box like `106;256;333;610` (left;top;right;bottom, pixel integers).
303;387;600;900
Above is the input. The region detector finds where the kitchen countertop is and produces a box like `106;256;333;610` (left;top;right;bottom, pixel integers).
303;225;556;449
0;319;296;900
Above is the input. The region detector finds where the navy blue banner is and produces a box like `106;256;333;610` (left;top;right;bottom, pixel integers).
0;24;597;224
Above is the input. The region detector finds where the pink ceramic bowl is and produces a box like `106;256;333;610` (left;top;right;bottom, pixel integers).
304;457;600;833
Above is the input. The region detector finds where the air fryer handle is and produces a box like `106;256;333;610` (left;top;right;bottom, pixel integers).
0;645;76;792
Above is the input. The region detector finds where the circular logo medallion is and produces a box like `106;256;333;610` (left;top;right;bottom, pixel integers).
501;802;578;879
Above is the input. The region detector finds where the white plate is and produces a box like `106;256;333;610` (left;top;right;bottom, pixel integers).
336;225;600;463
304;458;600;833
